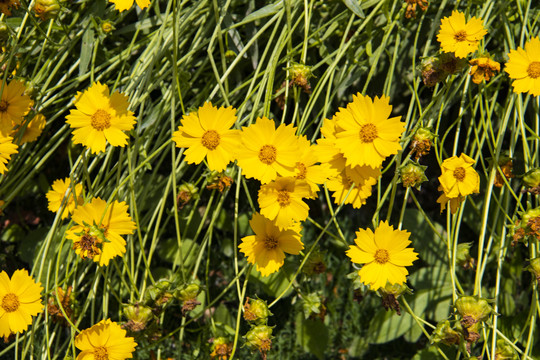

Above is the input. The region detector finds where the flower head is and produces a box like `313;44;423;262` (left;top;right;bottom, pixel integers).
46;177;84;219
505;37;540;96
326;165;380;209
0;269;43;340
346;221;418;291
75;319;137;360
439;153;480;198
66;82;136;154
334;93;405;168
0;134;17;174
437;11;487;58
294;136;331;196
172;102;239;172
236;117;300;183
0;0;19;16
257;177;311;229
0;80;32;136
109;0;150;12
66;197;136;266
13;113;46;144
239;213;303;276
469;56;500;84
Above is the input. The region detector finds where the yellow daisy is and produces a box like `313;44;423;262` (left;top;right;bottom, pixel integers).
505;37;540;96
66;197;136;266
109;0;150;12
346;221;418;291
172;102;239;172
0;134;18;174
436;186;465;214
334;93;405;169
294;136;331;196
437;10;487;58
258;177;312;229
46;178;84;219
438;153;480;198
326;165;380;209
75;319;137;360
0;269;43;340
0;0;19;15
239;213;303;276
66;82;136;154
236;117;299;184
0;80;32;136
469;56;500;84
13;113;46;144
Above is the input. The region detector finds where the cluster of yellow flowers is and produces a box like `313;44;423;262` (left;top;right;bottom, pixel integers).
436;10;540;95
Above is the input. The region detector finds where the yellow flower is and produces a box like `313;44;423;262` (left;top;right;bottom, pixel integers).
438;153;480;198
46;178;84;219
236;117;299;184
294;136;331;196
75;319;137;360
334;93;405;169
109;0;150;12
505;37;540;96
0;80;32;136
0;0;19;15
436;186;464;214
239;213;303;276
437;10;487;58
66;82;136;154
172;102;239;172
346;221;418;291
0;269;43;339
258;177;311;229
66;197;136;266
13;113;46;144
0;134;18;174
469;56;500;84
326;165;380;209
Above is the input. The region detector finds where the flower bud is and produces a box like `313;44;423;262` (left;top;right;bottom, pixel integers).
430;320;462;345
177;183;199;209
495;339;518;360
144;279;173;307
420;56;445;87
244;324;273;355
101;20;115;34
175;283;202;315
526;258;540;285
455;296;493;330
439;53;468;75
379;282;411;315
243;297;272;324
0;22;9;43
301;293;326;321
33;0;61;21
210;337;232;359
493;157;514;188
123;303;155;332
410;127;436;159
399;161;428;189
302;247;326;275
456;243;475;269
287;62;313;93
522;168;540;194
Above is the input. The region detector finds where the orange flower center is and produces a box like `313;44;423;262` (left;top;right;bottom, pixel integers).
277;190;291;206
359;123;378;143
295;162;307;179
264;235;278;250
93;346;109;360
91;109;111;131
374;249;389;264
258;145;277;165
73;233;102;259
0;99;8;113
201;130;220;150
453;167;466;181
454;30;467;42
527;61;540;79
1;293;20;312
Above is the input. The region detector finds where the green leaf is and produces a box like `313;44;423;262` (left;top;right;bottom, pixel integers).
248;261;295;298
157;238;200;269
402;210;446;266
240;1;283;25
79;25;94;76
295;312;328;360
341;0;365;18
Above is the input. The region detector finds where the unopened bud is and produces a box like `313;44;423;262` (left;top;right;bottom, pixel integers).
456;243;475;269
244;324;273;355
399;161;428;189
495;339;518;360
431;320;462;345
455;296;493;330
243;297;272;324
33;0;61;20
523;168;540;194
123;303;155;332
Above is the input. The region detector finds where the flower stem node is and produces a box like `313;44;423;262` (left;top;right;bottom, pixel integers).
522;168;540;194
33;0;61;21
244;324;273;359
430;320;462;345
399;161;428;189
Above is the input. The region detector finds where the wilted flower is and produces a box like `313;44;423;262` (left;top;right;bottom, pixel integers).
469;56;500;84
